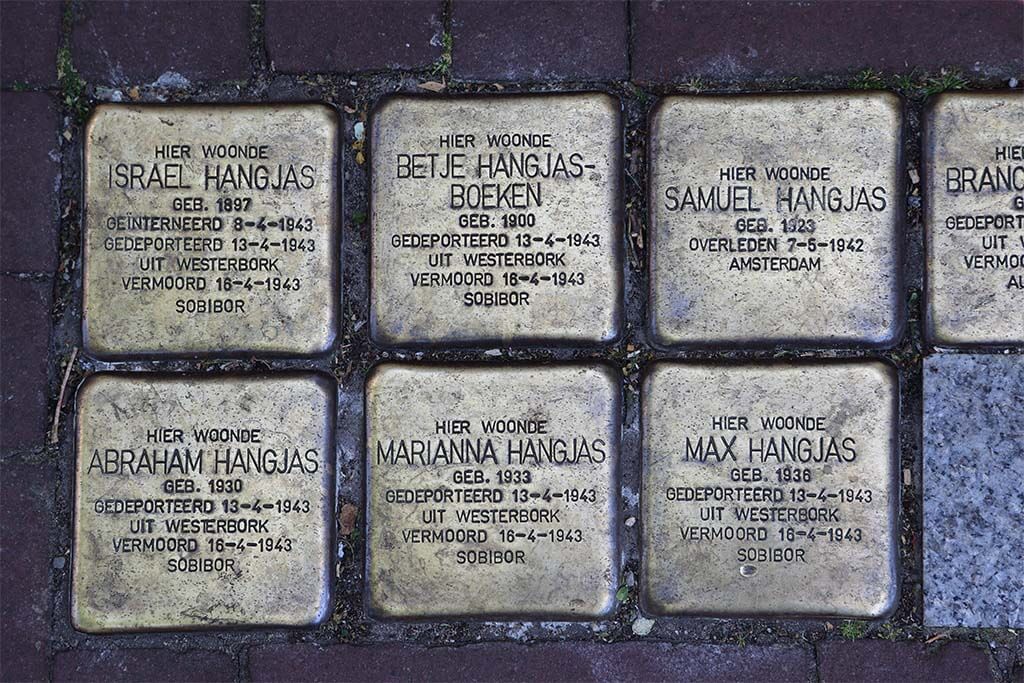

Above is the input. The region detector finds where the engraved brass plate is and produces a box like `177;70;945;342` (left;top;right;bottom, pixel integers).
365;364;620;618
649;94;903;347
370;94;622;345
641;362;898;617
72;373;335;632
924;92;1024;345
83;105;339;357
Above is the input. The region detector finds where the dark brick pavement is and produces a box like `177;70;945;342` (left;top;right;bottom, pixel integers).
0;276;53;454
266;0;443;73
249;642;815;682
0;0;61;87
53;648;236;683
817;641;995;683
452;0;628;81
0;460;55;683
1;92;60;274
70;1;250;85
632;0;1024;83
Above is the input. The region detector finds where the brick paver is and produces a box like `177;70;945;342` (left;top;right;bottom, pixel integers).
251;642;814;682
1;93;60;273
53;648;236;682
0;461;54;683
266;0;443;73
0;0;61;87
818;641;993;683
70;0;250;85
452;0;628;81
0;276;53;454
632;0;1024;82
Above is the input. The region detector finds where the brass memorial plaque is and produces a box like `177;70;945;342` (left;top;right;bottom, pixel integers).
924;92;1024;345
641;362;898;617
649;94;903;347
370;94;622;345
83;105;339;357
72;374;335;632
365;364;620;618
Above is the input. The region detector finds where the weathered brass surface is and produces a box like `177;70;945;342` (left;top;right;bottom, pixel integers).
641;362;898;617
365;364;620;619
370;94;621;345
72;373;335;632
649;94;903;347
924;92;1024;345
83;105;338;357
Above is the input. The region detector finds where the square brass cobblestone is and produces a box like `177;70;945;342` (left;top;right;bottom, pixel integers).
370;94;622;346
83;105;339;357
649;93;903;347
365;364;620;619
641;361;899;617
72;373;335;632
924;92;1024;346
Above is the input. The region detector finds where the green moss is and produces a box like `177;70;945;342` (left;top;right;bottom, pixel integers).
850;68;886;90
887;67;970;98
56;3;89;122
431;30;453;78
879;623;900;640
352;210;367;226
908;289;921;317
622;83;654;106
681;77;707;93
840;620;869;639
892;68;921;94
57;44;89;121
922;69;969;96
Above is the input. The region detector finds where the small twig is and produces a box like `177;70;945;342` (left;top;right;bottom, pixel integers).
624;168;642;191
50;347;78;444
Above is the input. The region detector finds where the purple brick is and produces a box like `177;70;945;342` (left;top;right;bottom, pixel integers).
266;1;443;73
71;1;250;85
54;648;236;682
818;641;993;683
0;1;61;86
0;276;52;453
632;0;1024;83
250;642;813;682
0;461;54;683
1;93;60;273
453;0;628;81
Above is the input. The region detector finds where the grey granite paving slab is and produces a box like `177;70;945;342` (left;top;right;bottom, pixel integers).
924;354;1024;627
